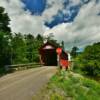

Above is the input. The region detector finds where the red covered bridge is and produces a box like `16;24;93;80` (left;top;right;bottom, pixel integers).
39;42;70;68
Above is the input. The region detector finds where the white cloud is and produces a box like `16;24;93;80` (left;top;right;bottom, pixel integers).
44;0;100;49
42;0;64;23
0;0;66;35
0;0;46;35
0;0;100;50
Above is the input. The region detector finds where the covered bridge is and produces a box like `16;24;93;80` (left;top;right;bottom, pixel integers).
39;42;57;66
39;42;70;67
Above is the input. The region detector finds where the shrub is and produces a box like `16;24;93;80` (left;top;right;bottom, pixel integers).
81;60;100;77
73;42;100;77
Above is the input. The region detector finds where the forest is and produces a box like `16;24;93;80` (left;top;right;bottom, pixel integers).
73;42;100;78
0;6;43;66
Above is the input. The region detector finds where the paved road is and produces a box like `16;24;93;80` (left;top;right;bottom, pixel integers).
0;66;57;100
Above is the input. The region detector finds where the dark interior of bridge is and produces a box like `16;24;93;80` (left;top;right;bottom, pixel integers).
42;49;57;66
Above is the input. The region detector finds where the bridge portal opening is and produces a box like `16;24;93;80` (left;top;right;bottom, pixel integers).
39;42;57;66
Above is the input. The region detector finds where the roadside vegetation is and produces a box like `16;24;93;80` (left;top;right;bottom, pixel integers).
72;42;100;81
33;70;100;100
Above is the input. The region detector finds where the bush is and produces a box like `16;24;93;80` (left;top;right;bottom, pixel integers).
73;42;100;77
81;60;100;77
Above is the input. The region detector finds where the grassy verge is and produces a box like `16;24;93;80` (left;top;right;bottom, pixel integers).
33;70;100;100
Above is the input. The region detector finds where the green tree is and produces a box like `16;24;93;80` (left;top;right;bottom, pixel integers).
25;34;35;62
61;41;65;50
25;34;43;62
0;31;11;66
44;33;60;47
36;34;43;41
71;46;78;58
0;7;11;32
76;42;100;77
0;7;11;67
11;33;28;64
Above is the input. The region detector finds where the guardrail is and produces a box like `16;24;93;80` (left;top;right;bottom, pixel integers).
5;63;42;72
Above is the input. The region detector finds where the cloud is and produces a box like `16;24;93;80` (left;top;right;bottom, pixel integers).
0;0;65;35
42;0;64;23
44;0;100;50
0;0;100;50
0;0;46;35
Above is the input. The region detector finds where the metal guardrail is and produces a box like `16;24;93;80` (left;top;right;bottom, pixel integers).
5;63;42;72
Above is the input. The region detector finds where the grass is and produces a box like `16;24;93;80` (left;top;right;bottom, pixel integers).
33;69;100;100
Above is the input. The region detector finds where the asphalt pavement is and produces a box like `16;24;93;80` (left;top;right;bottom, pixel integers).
0;66;57;100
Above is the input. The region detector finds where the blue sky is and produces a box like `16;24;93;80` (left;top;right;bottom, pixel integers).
21;0;93;28
22;0;81;27
22;0;46;15
0;0;100;50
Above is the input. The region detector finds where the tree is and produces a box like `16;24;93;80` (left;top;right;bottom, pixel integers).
36;34;43;41
0;31;12;66
11;33;28;64
0;7;11;68
61;41;65;50
25;34;35;62
71;46;78;58
25;34;43;62
44;33;60;47
76;42;100;77
0;7;11;32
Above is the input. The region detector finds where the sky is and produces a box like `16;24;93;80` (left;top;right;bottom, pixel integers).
0;0;100;50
